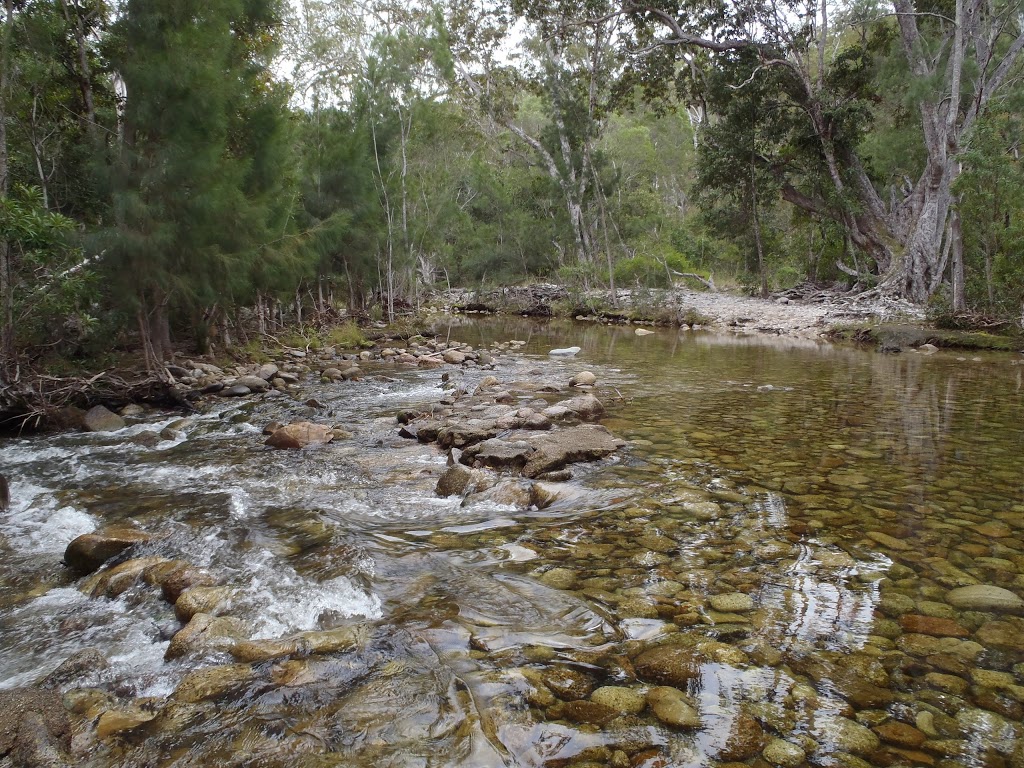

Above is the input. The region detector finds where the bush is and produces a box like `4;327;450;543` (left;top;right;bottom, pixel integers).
324;322;366;349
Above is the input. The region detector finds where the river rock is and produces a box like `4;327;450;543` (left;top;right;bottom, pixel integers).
64;528;153;574
81;556;169;598
899;614;969;637
590;686;646;714
552;700;618;725
174;586;236;622
946;585;1024;614
633;644;704;686
142;560;217;603
436;421;499;449
718;712;765;761
549;346;581;356
569;371;597;387
443;350;466;364
82;405;125;432
265;422;334;449
541;666;593;700
873;721;926;748
762;738;805;767
709;592;755;613
819;716;881;755
647;686;701;728
0;689;71;765
436;464;488;497
635;328;655;336
522;425;624;478
220;384;251;397
171;664;255;703
232;375;270;392
257;363;279;380
561;393;605;419
461;438;535;470
165;613;249;660
976;619;1024;651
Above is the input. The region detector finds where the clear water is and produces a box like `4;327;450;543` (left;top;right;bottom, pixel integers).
1;318;1022;767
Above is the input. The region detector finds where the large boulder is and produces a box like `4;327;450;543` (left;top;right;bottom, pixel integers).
82;405;125;432
265;422;335;449
522;425;625;478
64;528;154;575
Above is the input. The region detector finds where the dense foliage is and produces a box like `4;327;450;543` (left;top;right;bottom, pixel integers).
2;0;1023;377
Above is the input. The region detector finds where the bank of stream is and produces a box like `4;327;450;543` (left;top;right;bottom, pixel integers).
1;317;1023;768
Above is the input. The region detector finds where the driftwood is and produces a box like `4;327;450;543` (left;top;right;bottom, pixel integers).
0;368;195;431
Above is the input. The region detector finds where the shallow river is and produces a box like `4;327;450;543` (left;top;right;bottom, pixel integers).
1;318;1023;768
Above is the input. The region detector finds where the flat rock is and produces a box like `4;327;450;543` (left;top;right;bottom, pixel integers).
522;425;624;478
82;405;125;432
590;686;646;714
461;438;535;469
265;422;334;449
0;689;70;756
946;585;1024;614
64;528;153;574
232;375;270;392
549;346;581;356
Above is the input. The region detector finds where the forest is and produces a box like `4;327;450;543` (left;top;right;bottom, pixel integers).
2;0;1024;380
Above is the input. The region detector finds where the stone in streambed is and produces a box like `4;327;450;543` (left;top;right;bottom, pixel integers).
0;689;71;760
899;614;969;637
81;556;169;598
762;739;806;768
647;686;701;728
709;593;755;613
64;527;153;574
717;712;765;761
82;405;125;432
946;585;1024;614
174;586;236;622
265;422;334;449
569;371;596;387
590;686;646;715
633;644;704;687
232;375;270;392
171;664;255;703
873;721;927;749
541;666;593;701
522;425;624;478
460;438;535;469
165;613;248;660
142;559;217;603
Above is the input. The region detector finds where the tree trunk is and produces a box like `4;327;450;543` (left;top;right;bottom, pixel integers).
0;0;14;381
59;0;97;135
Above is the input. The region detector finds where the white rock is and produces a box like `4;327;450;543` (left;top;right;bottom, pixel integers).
549;346;581;356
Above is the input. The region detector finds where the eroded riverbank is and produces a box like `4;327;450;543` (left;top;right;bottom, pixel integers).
1;319;1023;768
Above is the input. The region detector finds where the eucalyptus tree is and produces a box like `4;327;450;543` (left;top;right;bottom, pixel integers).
607;0;1024;303
450;0;626;290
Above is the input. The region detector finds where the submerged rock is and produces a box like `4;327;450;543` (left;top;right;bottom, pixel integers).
946;585;1024;614
633;644;704;687
647;686;701;728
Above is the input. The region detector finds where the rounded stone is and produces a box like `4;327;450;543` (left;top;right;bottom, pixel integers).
946;585;1024;614
709;592;755;613
646;686;701;728
762;738;806;767
633;645;704;686
541;666;593;701
590;686;646;715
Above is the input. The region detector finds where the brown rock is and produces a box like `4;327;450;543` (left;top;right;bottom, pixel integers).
82;405;125;432
554;700;618;725
0;689;70;756
633;645;704;687
81;556;169;598
142;560;218;603
265;422;334;449
873;721;927;748
165;614;248;660
64;528;153;574
718;712;765;761
899;615;970;638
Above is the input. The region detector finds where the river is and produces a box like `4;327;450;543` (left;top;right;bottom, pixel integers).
1;318;1022;767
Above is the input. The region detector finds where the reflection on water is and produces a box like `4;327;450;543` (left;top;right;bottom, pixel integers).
1;317;1022;766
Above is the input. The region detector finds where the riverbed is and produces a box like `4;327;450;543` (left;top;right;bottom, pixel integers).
1;318;1023;768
